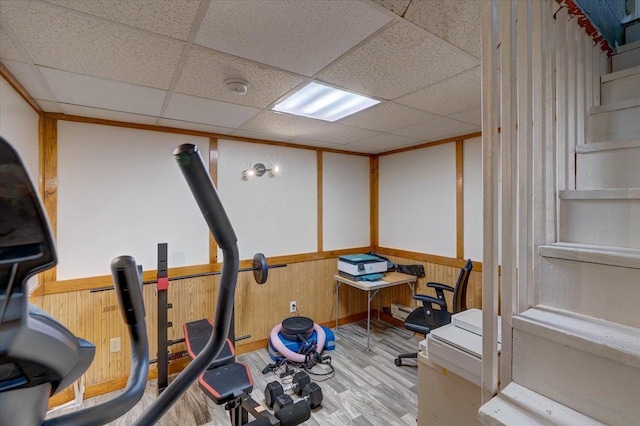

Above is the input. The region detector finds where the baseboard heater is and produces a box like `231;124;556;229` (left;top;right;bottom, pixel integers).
391;303;412;321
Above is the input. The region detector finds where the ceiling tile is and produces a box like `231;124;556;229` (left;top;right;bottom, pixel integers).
338;101;437;132
346;133;420;151
403;0;482;58
44;0;201;40
230;129;292;143
2;59;55;101
287;138;342;149
334;144;380;154
58;103;159;125
158;118;235;135
392;117;479;141
175;48;306;109
0;26;25;62
316;21;478;100
164;93;261;128
195;0;392;77
396;66;481;115
39;67;166;116
449;107;481;126
241;111;379;144
34;100;63;113
0;0;183;89
371;0;412;16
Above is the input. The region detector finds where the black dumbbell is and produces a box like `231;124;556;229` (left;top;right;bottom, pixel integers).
264;371;311;408
273;382;323;411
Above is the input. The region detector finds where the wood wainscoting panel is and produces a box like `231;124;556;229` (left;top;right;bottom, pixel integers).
372;254;483;313
39;254;482;405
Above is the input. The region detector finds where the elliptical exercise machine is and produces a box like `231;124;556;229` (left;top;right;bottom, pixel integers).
0;138;304;425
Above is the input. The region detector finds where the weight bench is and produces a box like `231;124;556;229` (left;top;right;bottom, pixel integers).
184;320;311;426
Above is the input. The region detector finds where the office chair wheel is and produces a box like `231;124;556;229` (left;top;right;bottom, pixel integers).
394;358;402;367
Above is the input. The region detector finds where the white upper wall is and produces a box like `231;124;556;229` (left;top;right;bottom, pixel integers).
463;137;482;261
378;143;457;257
0;77;39;186
322;152;370;250
218;139;317;259
56;121;210;280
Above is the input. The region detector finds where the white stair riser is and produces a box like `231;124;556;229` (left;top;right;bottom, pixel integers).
589;105;640;142
559;198;640;249
539;257;640;328
612;46;640;72
601;72;640;104
576;146;640;189
513;329;640;425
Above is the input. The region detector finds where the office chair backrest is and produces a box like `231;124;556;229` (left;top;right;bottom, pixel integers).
452;259;473;313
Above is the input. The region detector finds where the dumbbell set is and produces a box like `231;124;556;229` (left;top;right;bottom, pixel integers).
264;371;324;415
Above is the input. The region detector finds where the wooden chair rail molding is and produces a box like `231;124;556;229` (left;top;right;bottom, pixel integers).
377;131;481;156
374;246;484;273
42;112;373;157
43;246;373;295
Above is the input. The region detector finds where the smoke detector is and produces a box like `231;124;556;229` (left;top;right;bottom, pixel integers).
225;78;249;95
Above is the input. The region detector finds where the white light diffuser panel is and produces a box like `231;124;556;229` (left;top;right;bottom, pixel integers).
273;82;380;122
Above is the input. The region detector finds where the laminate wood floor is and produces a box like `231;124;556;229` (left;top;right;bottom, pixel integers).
47;320;422;425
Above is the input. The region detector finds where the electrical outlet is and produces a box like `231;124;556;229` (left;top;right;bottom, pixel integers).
289;301;297;313
110;337;121;353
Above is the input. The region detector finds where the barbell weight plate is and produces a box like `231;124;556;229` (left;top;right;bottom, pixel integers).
253;252;268;284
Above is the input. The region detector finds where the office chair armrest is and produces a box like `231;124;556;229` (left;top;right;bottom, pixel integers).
425;282;453;310
413;294;446;309
426;282;455;292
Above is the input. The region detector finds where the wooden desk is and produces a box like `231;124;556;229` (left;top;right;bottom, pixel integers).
334;271;418;351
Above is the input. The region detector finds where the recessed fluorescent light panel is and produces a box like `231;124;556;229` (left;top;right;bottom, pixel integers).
272;82;380;122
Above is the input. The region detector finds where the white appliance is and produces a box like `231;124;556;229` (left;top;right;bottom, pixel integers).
337;254;387;276
426;309;501;387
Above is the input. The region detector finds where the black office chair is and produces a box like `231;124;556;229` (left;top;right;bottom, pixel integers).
394;259;473;366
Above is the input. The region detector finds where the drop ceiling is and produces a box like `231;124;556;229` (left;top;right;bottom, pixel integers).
0;0;482;154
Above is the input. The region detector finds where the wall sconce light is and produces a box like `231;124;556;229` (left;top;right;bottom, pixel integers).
242;162;281;179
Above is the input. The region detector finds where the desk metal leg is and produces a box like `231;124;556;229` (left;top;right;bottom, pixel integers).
335;281;340;331
334;279;417;352
366;288;381;351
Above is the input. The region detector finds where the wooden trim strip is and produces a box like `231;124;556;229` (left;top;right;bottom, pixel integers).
209;138;219;264
0;61;43;113
375;246;483;272
455;140;464;259
377;131;482;156
43;247;374;294
29;284;45;297
40;116;57;287
317;151;323;252
370;156;379;250
43;113;372;157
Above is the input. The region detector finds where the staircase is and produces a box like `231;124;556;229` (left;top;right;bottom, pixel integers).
480;45;640;424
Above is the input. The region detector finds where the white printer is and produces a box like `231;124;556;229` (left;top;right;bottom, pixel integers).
426;308;501;387
338;254;387;277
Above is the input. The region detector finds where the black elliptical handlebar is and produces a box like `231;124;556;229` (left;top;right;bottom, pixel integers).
44;256;149;426
133;144;239;425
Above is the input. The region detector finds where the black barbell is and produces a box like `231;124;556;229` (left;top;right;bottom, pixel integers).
91;253;285;292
